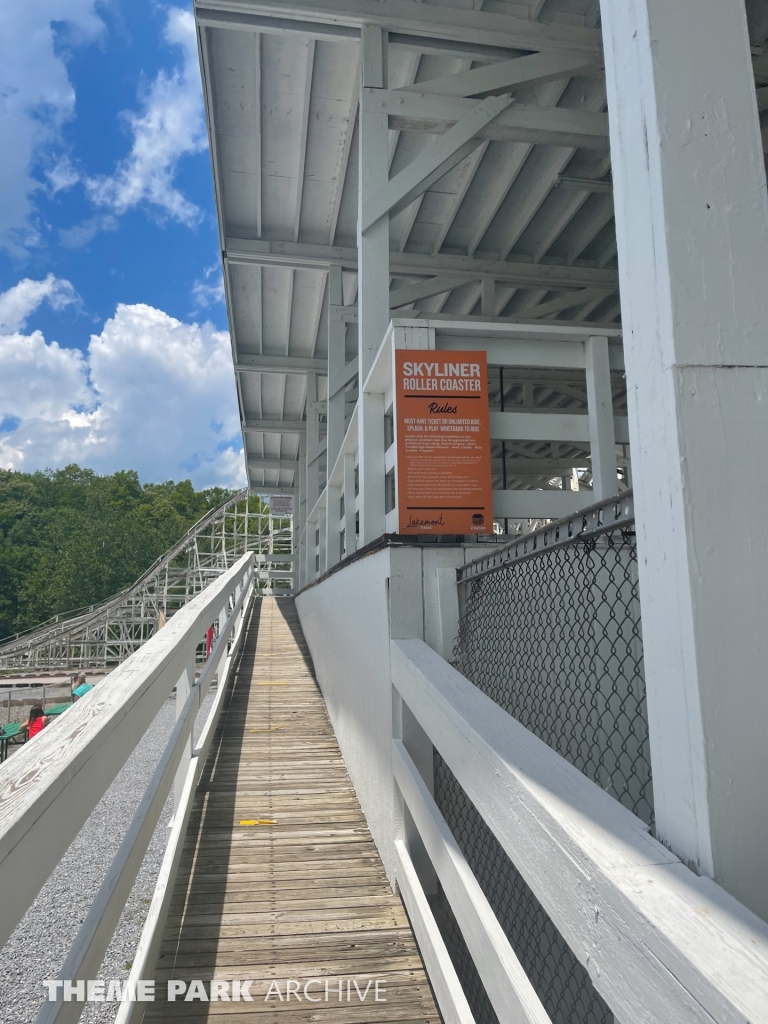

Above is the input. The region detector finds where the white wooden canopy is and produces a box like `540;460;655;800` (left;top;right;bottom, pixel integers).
195;0;768;494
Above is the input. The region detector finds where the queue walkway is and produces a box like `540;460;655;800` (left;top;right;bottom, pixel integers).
147;596;440;1022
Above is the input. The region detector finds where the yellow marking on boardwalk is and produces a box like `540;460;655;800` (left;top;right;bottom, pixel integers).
239;819;278;826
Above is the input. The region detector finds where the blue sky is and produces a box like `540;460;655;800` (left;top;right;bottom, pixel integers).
0;1;245;488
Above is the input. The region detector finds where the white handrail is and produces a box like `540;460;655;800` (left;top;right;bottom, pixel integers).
0;552;253;951
393;739;550;1024
391;638;768;1024
393;838;476;1024
34;565;254;1024
113;584;253;1024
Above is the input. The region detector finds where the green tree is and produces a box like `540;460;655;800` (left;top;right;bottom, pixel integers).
0;466;236;640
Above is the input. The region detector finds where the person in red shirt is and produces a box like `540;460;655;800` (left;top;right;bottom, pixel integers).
22;705;48;739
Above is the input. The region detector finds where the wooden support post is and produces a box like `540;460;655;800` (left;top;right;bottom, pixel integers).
327;265;347;471
602;0;768;918
585;334;618;500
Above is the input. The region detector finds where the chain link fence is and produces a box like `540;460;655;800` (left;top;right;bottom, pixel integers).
424;496;649;1023
454;500;652;825
432;752;614;1024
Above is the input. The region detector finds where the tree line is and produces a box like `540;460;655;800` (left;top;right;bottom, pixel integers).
0;465;235;641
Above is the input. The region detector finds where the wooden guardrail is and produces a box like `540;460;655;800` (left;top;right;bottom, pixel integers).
390;638;768;1024
0;553;254;1024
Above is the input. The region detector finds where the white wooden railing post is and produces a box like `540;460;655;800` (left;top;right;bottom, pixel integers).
173;662;194;815
343;452;357;555
325;482;342;569
327;264;347;471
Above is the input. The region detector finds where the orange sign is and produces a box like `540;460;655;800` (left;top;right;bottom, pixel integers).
395;349;493;535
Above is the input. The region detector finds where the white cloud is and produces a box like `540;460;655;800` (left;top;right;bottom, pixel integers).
85;8;207;227
193;262;225;308
46;155;80;194
59;214;118;249
0;1;104;253
0;282;245;488
0;273;79;333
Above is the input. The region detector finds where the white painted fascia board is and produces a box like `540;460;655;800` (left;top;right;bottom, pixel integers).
384;508;399;533
195;0;603;58
390;638;768;1024
424;317;622;342
437;335;594;370
246;458;301;472
248;486;297;496
384;443;396;475
225;239;620;290
236;354;328;374
492;489;593;520
243;419;307;433
489;410;630;444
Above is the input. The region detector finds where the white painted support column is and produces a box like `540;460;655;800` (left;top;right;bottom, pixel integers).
585;334;618;500
305;373;321;511
357;25;390;548
305;519;316;587
343;452;357;556
481;277;495;317
325;483;342;570
602;0;768;918
318;509;327;576
434;567;460;662
297;434;307;590
291;488;300;592
359;391;385;545
357;25;390;380
173;662;194;813
327;265;347;471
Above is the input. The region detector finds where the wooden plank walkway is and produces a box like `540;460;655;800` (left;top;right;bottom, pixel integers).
147;596;440;1022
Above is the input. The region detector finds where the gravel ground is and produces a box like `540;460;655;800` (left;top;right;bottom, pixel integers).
0;689;214;1024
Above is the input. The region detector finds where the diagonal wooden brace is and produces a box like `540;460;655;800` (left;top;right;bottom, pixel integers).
361;93;514;234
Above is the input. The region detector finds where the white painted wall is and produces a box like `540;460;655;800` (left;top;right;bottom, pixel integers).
295;542;493;882
297;547;401;880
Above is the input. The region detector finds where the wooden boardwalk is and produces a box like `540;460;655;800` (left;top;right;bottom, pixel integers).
148;596;440;1022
